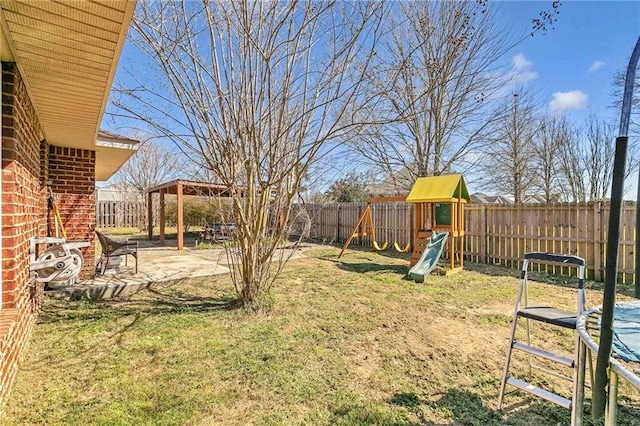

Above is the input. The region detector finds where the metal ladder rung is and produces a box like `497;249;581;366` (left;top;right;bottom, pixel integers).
531;364;573;382
512;342;574;367
506;377;572;409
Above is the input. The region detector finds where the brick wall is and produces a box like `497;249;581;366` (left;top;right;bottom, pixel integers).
48;146;96;277
1;62;98;410
39;139;49;238
1;62;44;408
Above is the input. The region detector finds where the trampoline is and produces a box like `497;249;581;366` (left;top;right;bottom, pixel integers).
575;300;640;425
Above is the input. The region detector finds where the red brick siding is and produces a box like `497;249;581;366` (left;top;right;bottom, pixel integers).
0;304;38;408
1;62;44;408
38;140;49;237
1;59;98;412
48;146;96;277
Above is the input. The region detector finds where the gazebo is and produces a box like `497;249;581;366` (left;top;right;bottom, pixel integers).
146;180;239;250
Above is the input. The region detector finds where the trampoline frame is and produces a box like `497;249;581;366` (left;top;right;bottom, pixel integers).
576;302;640;425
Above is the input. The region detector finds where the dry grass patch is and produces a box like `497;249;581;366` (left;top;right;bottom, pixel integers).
4;247;639;425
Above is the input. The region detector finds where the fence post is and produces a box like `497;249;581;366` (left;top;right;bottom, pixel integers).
481;205;487;264
336;203;341;242
408;203;414;251
594;201;602;281
357;203;363;246
117;201;123;227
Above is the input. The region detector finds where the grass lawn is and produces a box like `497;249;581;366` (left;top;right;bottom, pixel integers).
4;247;639;425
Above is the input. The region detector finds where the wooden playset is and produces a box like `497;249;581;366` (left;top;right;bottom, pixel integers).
405;174;470;275
339;174;470;276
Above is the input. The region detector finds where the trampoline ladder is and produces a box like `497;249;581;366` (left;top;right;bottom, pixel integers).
497;252;587;425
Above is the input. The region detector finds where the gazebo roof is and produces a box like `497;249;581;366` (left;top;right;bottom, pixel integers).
146;180;238;197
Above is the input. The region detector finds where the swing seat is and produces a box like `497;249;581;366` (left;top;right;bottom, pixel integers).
372;241;388;251
393;242;410;253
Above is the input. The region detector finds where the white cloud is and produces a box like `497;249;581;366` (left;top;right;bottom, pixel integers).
511;53;537;83
512;53;532;70
550;90;588;112
588;60;605;72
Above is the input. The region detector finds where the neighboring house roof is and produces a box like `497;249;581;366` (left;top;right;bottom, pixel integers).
522;194;549;204
97;182;135;192
0;1;137;180
406;174;471;204
97;189;142;202
97;188;127;202
471;193;512;204
96;182;140;201
365;181;407;197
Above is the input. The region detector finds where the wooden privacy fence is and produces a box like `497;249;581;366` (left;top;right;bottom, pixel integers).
292;202;414;248
97;200;148;229
97;199;637;283
292;201;638;285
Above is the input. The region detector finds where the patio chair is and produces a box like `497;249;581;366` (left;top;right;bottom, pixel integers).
201;223;236;242
95;230;138;275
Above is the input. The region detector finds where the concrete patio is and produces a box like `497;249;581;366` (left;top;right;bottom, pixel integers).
45;238;310;300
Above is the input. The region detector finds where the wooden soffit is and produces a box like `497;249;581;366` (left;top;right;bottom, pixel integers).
0;0;135;178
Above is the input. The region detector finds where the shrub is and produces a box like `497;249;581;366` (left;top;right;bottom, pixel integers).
165;197;234;232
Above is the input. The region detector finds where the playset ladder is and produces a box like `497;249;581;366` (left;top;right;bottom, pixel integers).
410;230;430;266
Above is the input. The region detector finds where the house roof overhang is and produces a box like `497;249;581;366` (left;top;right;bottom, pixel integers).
0;0;136;180
95;130;138;181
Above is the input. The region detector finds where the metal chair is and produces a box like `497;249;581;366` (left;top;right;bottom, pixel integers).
498;252;587;423
95;230;138;275
201;223;236;242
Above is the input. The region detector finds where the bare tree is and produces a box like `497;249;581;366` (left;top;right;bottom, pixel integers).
481;90;540;203
583;116;616;201
344;1;561;189
556;116;636;202
113;139;179;196
611;69;640;134
610;70;639;198
112;0;384;309
556;124;587;202
109;138;180;231
533;115;569;202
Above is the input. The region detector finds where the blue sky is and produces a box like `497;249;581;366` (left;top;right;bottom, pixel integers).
106;1;640;197
497;1;639;198
499;1;639;122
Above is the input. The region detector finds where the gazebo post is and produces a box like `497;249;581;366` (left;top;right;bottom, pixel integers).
146;180;239;250
159;188;166;244
177;182;184;250
147;191;153;240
